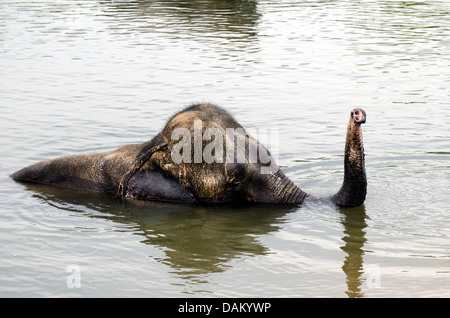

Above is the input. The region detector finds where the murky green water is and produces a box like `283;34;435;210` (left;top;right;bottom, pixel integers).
1;0;449;297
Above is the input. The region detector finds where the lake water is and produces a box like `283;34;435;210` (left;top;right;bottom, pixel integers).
1;0;449;298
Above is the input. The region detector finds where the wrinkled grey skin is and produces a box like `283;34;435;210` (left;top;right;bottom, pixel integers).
11;103;366;207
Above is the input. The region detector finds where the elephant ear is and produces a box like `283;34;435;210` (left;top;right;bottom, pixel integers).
116;142;169;198
147;141;232;203
124;167;196;203
143;130;283;203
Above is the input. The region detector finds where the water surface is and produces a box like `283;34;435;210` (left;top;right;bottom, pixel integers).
1;0;449;297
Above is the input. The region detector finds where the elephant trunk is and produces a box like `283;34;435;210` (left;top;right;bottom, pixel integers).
260;169;308;204
331;108;367;208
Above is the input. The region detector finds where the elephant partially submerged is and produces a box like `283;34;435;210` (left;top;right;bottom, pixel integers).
12;103;367;208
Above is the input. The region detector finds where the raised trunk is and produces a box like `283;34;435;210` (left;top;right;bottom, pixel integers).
259;110;366;207
330;109;367;208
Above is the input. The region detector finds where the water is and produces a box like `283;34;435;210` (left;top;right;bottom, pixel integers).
1;0;449;297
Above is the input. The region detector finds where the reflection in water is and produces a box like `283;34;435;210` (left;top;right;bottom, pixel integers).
101;0;261;44
23;182;371;296
24;183;294;279
340;205;368;298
